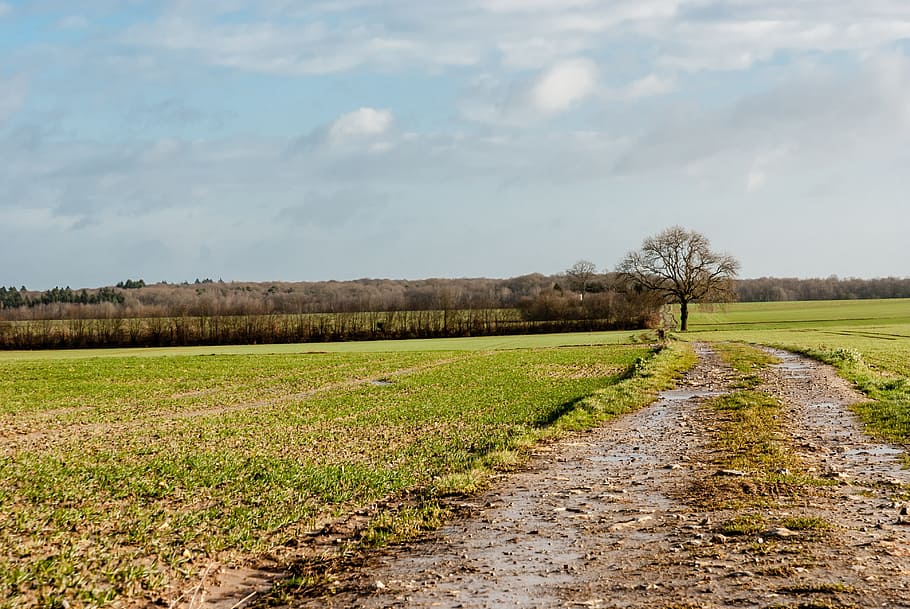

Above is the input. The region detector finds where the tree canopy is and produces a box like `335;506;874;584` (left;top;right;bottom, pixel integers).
564;260;598;300
617;226;739;331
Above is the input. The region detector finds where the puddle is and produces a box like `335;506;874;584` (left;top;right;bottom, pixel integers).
775;360;810;371
844;445;906;459
369;379;394;387
768;348;813;374
659;389;725;401
589;453;654;464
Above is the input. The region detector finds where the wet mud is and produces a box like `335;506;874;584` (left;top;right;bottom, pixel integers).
232;345;910;609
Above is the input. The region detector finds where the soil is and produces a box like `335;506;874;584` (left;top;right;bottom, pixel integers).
212;344;910;609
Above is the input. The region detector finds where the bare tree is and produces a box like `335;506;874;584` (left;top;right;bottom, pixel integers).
617;227;739;331
565;260;597;301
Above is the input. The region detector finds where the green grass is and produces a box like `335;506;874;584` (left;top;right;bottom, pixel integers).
781;516;831;532
0;338;690;607
720;512;767;536
0;329;656;361
706;389;793;473
685;298;910;331
711;342;779;388
706;343;790;473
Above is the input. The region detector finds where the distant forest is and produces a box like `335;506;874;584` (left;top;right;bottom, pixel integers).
735;276;910;302
2;275;909;320
0;274;907;349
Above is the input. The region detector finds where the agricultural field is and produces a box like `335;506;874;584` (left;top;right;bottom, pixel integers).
0;332;686;608
4;299;910;608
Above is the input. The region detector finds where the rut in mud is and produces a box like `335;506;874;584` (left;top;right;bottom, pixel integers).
260;344;910;609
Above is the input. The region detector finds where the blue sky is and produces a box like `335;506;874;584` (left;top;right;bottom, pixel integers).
1;0;909;288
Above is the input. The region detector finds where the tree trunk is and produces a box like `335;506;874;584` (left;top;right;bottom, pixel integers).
679;300;689;331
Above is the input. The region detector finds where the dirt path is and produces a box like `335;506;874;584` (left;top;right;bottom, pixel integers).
269;344;910;609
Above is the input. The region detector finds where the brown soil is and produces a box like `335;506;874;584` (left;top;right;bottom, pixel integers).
205;345;910;609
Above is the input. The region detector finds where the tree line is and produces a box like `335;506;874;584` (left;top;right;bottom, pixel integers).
0;274;663;349
5;274;906;321
1;224;907;349
735;276;910;302
0;285;124;309
0;308;657;351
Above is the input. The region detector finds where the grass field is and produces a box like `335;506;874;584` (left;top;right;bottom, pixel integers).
5;298;910;607
0;333;688;608
0;329;652;361
685;297;910;331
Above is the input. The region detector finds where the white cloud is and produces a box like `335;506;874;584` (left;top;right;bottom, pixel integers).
608;74;676;100
458;61;599;126
123;12;481;76
327;108;394;143
481;0;599;14
115;2;910;81
5;0;910;285
746;146;792;192
57;15;91;30
530;59;598;113
0;75;27;124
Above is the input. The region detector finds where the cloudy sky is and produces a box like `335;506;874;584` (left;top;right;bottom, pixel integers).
1;1;909;288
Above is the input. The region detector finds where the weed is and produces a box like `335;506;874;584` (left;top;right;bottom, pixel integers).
719;513;765;536
705;390;795;473
781;516;831;531
713;342;780;388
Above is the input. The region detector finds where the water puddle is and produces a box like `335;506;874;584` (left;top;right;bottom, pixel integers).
659;389;725;401
767;348;813;376
588;453;654;464
844;445;906;459
369;379;394;387
775;360;810;371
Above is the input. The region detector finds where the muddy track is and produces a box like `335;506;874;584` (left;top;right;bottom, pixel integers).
268;344;910;609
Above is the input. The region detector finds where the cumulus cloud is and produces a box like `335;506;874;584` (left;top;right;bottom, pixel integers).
460;59;600;125
328;108;393;140
530;58;598;113
4;0;910;285
606;74;676;101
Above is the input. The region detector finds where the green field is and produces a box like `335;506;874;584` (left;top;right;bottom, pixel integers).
0;329;649;361
0;333;688;608
4;298;910;608
685;297;910;331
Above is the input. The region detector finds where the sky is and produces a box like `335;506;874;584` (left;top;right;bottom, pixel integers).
1;1;909;289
